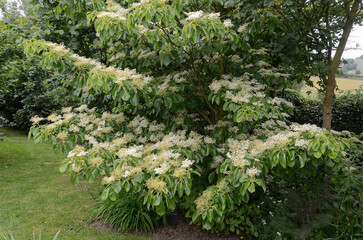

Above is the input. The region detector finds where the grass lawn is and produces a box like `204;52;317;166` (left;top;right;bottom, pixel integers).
0;128;148;240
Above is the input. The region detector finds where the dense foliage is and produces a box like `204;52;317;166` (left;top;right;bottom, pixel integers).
283;89;363;135
94;190;162;232
0;20;77;129
20;0;363;238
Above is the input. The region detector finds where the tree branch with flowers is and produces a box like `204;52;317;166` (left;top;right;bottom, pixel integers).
25;0;357;233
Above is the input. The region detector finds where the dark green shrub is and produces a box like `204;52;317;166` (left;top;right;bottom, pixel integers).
315;142;363;239
0;25;76;129
244;139;363;240
93;190;162;232
224;204;259;237
0;61;76;129
281;89;363;134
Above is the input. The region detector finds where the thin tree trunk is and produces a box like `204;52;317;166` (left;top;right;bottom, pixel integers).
322;0;361;129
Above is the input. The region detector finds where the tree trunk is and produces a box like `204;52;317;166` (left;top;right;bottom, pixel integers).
322;0;361;129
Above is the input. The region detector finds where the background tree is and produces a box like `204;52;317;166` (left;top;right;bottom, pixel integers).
271;0;363;129
0;21;77;129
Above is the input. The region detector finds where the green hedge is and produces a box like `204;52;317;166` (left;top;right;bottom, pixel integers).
281;89;363;135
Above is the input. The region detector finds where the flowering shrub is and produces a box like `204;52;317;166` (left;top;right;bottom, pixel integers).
25;0;355;234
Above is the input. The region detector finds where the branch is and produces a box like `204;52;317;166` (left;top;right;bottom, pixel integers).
273;6;294;31
196;108;213;125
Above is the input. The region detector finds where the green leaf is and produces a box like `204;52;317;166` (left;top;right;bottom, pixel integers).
184;183;191;195
130;94;139;106
220;195;226;210
109;191;117;201
70;175;79;186
313;150;322;159
133;173;143;183
154;195;162;206
202;219;212;230
101;188;110;201
59;162;69;173
207;209;213;222
241;192;249;203
320;143;327;154
125;181;131;192
298;155;305;168
255;179;266;192
248;182;255;193
214;208;223;218
202;210;208;220
178;183;184;197
164;97;172;108
159;52;171;66
208;172;215;183
154;98;163;108
192;210;200;222
312;157;320;167
114;181;122;193
287;154;295;168
328;150;337;159
156;202;166;216
121;88;131;101
234;110;244;123
279;152;287;168
166;195;174;210
311;139;321;151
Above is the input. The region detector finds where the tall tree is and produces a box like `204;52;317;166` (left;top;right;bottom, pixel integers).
323;0;362;129
271;0;362;129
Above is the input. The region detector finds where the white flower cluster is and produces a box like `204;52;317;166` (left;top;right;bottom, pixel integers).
210;75;266;104
155;72;189;96
237;23;249;33
223;19;233;28
97;11;127;21
35;105;209;186
34;40;152;89
290;123;323;134
184;11;220;21
44;42;69;55
268;97;294;109
224;122;333;173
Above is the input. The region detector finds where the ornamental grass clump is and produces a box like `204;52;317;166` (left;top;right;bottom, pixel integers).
25;0;360;237
93;190;162;232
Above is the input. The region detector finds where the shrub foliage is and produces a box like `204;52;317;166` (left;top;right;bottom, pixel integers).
0;24;76;129
283;89;363;135
24;0;361;237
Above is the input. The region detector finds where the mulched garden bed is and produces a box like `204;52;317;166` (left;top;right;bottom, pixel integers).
91;217;243;240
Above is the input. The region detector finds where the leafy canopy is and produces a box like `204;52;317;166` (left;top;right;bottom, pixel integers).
25;0;353;231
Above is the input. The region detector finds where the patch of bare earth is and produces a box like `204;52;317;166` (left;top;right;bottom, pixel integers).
90;218;243;240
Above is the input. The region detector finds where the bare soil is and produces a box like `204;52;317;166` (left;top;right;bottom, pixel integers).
90;218;243;240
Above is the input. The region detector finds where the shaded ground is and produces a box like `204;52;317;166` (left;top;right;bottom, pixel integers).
91;218;242;240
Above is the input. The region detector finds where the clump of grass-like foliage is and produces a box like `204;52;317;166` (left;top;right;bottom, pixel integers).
93;190;162;232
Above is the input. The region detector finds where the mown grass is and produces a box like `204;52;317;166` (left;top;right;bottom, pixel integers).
0;128;148;240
